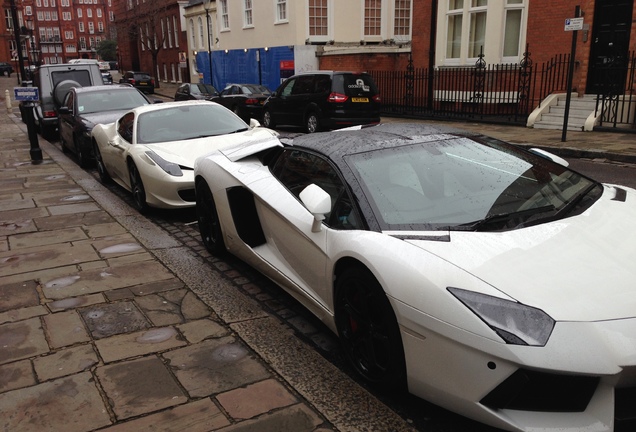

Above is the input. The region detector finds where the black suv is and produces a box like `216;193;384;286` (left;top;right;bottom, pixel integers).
20;62;104;140
262;71;380;133
119;71;155;94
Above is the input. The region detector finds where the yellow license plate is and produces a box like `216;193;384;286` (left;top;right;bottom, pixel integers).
352;97;369;102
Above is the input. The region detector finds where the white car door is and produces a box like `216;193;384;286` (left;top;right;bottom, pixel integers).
100;112;135;187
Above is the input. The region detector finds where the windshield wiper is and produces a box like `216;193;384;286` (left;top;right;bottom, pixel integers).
553;183;600;218
452;204;557;232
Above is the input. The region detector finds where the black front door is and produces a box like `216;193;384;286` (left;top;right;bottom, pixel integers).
586;0;634;94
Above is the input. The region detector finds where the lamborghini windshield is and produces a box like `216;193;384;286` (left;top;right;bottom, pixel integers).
347;136;602;232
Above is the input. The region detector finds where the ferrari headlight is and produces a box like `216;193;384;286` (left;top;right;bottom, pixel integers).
145;151;183;176
448;287;555;347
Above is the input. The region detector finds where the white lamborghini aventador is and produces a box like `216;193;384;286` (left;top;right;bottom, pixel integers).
193;123;636;432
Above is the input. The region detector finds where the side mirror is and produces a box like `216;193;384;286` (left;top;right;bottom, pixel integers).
58;106;70;115
249;118;261;128
299;184;331;232
529;148;569;167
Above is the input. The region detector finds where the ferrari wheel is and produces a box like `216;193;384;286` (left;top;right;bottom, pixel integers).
306;112;320;133
335;265;406;389
129;161;148;213
195;180;226;255
93;141;111;184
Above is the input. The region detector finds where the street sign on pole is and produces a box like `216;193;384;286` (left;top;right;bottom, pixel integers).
565;17;584;31
14;87;39;101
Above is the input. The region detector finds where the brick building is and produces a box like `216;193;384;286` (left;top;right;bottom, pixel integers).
112;0;188;85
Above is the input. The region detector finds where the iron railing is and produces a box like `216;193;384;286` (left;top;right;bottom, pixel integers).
371;48;572;125
595;51;636;129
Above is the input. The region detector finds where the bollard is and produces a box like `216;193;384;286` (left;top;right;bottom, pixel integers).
23;102;42;163
5;89;10;113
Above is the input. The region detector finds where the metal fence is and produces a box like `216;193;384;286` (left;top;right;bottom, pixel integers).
371;49;571;125
595;51;636;129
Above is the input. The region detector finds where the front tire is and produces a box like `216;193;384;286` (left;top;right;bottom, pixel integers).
129;161;148;213
335;265;406;389
93;141;111;183
196;180;226;255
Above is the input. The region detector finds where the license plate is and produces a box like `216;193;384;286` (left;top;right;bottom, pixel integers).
352;97;369;103
139;81;148;86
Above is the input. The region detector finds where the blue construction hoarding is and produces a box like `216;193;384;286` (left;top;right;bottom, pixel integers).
196;45;294;93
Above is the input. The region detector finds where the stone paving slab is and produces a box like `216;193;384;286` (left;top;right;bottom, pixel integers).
96;355;188;420
0;371;112;432
95;326;186;363
0;317;49;365
0;242;99;278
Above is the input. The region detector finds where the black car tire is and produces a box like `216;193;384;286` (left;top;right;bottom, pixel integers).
53;80;81;106
306;112;320;133
75;134;91;168
335;265;407;390
196;180;226;255
262;109;275;128
129;161;149;213
93;141;111;184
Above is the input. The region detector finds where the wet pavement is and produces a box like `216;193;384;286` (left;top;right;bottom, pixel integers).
1;74;635;432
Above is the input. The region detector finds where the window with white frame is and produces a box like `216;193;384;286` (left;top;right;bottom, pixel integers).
502;0;523;59
87;8;92;18
364;0;382;38
64;30;73;39
308;0;329;40
61;0;69;6
161;18;166;48
79;37;86;49
167;18;172;47
52;11;58;20
440;0;526;66
244;0;253;27
78;22;84;32
44;11;51;20
140;25;145;50
36;0;42;6
98;21;103;32
393;0;411;39
198;16;204;48
189;18;195;48
220;0;229;30
276;0;287;22
88;21;94;34
67;44;76;52
77;8;82;18
37;11;44;21
97;8;102;18
25;6;32;15
173;16;179;47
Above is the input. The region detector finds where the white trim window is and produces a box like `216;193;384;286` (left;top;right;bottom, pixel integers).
440;0;526;66
393;0;411;41
198;16;205;49
167;17;172;48
502;0;524;61
220;0;230;31
173;16;179;47
364;0;382;39
189;18;195;49
308;0;329;42
244;0;253;28
276;0;288;23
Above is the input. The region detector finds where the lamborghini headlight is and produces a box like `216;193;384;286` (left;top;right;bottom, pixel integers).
145;151;183;176
448;287;555;346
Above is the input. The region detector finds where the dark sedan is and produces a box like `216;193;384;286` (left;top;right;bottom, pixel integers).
58;85;152;167
119;71;155;94
212;83;271;122
174;83;218;101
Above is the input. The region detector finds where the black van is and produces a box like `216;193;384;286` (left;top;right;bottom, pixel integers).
262;71;380;133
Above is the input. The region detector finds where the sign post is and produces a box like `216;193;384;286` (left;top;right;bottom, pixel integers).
14;87;42;163
561;6;582;142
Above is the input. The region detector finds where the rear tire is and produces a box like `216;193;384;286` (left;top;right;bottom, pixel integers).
335;265;407;390
306;112;320;133
196;180;226;255
262;109;275;128
75;135;91;168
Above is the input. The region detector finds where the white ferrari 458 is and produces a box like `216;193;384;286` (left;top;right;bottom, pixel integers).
91;100;279;212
